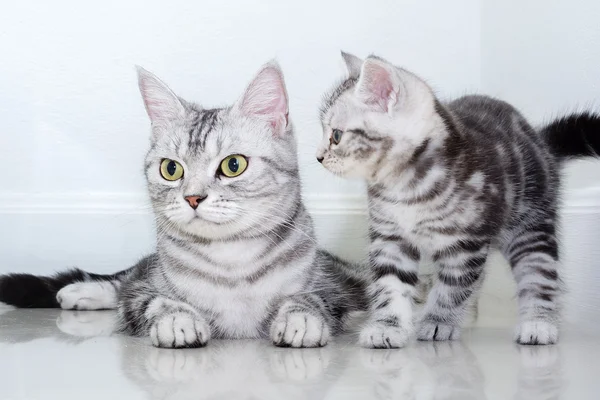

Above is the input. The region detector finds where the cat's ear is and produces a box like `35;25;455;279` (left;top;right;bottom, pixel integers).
354;57;401;112
341;51;363;78
235;61;289;135
136;66;185;124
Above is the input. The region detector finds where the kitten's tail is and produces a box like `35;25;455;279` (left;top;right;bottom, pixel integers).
0;267;132;308
541;112;600;160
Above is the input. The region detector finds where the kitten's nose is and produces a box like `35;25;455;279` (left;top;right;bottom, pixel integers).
316;156;324;163
184;195;207;210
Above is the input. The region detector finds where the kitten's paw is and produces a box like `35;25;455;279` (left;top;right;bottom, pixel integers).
56;282;117;310
150;312;210;349
514;320;558;345
417;319;461;341
359;320;412;349
270;311;329;348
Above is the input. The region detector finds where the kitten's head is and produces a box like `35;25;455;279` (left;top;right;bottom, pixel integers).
316;52;438;182
138;62;299;240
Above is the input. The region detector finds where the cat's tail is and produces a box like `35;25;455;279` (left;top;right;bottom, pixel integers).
541;112;600;160
0;267;133;309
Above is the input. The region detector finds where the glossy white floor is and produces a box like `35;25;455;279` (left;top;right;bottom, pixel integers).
0;307;598;400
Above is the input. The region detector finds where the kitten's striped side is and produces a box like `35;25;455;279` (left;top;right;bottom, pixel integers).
317;53;599;347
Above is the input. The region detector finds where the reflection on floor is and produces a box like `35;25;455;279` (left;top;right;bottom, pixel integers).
0;307;596;399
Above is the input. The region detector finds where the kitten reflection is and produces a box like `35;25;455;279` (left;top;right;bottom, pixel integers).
121;340;340;400
514;345;562;400
414;341;487;400
349;341;486;400
355;347;435;400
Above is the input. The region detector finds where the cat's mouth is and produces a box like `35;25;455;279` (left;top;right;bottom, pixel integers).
187;212;233;226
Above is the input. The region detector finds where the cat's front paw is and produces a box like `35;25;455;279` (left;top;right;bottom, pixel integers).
270;311;330;348
150;312;210;349
514;320;558;345
359;319;412;349
417;318;461;341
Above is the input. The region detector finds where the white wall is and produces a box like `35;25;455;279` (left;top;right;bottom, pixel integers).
0;0;481;198
0;0;599;329
481;0;600;196
0;0;481;271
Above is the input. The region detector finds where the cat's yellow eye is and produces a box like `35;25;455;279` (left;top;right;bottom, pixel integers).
220;155;248;178
160;159;184;181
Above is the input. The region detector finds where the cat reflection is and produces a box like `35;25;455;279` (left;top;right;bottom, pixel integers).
0;308;116;344
50;310;562;400
121;339;343;400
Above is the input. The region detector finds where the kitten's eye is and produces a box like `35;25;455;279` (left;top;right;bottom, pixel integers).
220;154;248;178
331;129;343;145
160;159;184;181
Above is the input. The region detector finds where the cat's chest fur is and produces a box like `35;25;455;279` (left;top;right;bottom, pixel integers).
159;237;311;338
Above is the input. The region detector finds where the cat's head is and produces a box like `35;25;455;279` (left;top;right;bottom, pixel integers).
138;62;300;240
316;52;439;183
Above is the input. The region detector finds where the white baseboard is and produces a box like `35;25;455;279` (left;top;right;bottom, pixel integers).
0;188;599;215
0;193;368;215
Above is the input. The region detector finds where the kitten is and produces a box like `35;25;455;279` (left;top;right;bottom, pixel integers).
0;62;370;348
317;52;600;348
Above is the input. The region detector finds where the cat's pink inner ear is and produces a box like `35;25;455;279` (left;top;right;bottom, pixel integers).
137;67;184;124
356;60;398;112
239;64;289;134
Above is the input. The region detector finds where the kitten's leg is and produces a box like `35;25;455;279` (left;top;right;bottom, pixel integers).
505;225;561;345
270;294;331;348
119;281;210;348
417;240;489;341
359;234;420;349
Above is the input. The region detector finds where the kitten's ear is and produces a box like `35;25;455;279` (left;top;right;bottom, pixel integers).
235;61;289;135
355;57;401;112
136;66;185;124
341;51;363;78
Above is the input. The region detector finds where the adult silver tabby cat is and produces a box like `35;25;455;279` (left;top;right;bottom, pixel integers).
317;52;600;348
0;62;370;348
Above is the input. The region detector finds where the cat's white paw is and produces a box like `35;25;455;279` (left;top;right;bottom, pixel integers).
417;319;461;341
359;320;412;349
150;312;210;349
271;311;329;348
56;282;117;310
514;320;558;345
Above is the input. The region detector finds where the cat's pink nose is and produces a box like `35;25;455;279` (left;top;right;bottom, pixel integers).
184;195;206;210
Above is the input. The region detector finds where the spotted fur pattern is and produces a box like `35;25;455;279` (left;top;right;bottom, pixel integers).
317;52;600;348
